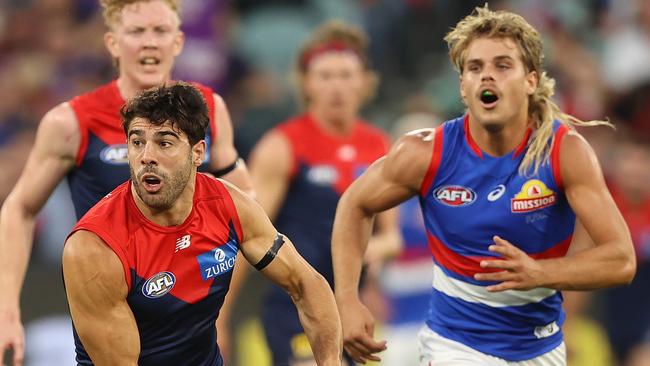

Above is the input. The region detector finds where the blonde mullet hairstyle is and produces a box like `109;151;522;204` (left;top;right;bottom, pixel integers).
100;0;181;28
293;20;378;108
444;5;612;175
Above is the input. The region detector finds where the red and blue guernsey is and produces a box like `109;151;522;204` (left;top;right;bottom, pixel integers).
262;113;388;362
68;174;241;365
420;116;573;361
67;80;217;218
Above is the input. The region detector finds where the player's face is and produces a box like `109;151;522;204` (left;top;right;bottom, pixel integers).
127;118;204;211
105;0;184;90
460;37;537;132
303;52;367;123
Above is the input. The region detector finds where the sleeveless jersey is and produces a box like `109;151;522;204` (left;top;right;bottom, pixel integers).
68;174;242;366
420;116;574;361
67;80;217;218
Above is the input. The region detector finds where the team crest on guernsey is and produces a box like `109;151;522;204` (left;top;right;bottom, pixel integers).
511;179;557;213
434;185;476;207
142;271;176;298
100;144;128;165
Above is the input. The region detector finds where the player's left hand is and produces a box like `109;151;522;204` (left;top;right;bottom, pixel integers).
474;236;545;292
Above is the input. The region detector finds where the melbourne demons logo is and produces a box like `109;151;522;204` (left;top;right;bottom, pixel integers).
434;185;476;207
511;179;557;213
142;271;176;298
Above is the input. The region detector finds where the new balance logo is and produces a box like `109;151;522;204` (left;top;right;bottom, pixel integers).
175;235;191;253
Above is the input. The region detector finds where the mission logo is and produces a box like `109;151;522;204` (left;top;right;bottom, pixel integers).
511;179;557;213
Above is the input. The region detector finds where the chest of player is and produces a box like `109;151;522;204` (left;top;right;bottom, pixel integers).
291;142;379;196
125;224;239;319
423;150;574;254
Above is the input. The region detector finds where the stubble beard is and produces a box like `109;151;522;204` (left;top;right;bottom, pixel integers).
130;154;193;211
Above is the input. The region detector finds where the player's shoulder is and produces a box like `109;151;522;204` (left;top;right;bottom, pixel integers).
382;128;437;186
216;177;260;219
41;101;78;129
392;128;437;157
63;228;126;294
65;229;108;259
554;123;611;191
34;102;81;158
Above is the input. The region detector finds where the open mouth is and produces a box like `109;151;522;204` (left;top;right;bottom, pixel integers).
141;174;162;193
480;89;499;105
139;57;161;66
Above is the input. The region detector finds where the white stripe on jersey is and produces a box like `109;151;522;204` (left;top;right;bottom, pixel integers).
432;264;557;307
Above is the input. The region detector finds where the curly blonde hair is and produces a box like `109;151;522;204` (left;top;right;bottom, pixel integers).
444;5;611;175
100;0;181;28
294;20;378;107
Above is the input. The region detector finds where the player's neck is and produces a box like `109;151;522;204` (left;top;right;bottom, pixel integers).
116;76;171;101
468;115;531;157
309;107;355;136
131;176;196;227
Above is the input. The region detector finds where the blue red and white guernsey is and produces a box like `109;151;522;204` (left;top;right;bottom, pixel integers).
261;113;389;363
419;115;574;361
67;80;217;218
67;174;242;366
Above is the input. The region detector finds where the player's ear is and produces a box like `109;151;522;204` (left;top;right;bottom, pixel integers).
459;74;468;104
172;30;185;57
525;70;538;96
192;140;206;166
104;31;119;59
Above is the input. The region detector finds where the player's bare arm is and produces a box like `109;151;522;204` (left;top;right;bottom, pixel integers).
210;94;254;196
476;131;636;291
223;181;342;366
248;130;293;220
331;130;434;363
63;230;139;365
0;103;79;365
364;208;402;277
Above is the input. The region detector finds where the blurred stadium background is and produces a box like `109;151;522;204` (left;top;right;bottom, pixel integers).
1;0;649;365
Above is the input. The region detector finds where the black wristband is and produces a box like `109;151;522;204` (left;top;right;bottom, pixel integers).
254;233;285;271
211;157;241;177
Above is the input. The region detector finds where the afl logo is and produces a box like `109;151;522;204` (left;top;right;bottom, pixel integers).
142;271;176;299
214;248;226;262
100;144;128;165
434;185;476;207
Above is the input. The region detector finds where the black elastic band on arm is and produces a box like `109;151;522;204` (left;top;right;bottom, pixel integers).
254;233;285;271
211;157;241;177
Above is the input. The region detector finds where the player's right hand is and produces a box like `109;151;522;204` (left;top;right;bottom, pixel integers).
337;298;386;364
0;306;24;366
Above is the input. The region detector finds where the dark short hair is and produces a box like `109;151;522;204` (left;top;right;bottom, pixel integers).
121;82;209;146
